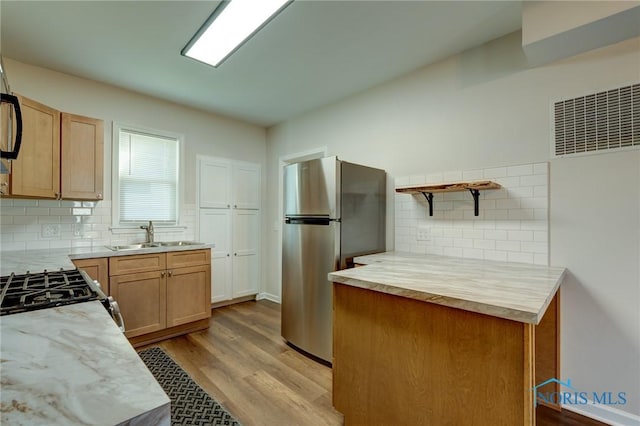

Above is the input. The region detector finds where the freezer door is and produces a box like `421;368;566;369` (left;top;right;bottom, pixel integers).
281;219;339;362
283;157;339;217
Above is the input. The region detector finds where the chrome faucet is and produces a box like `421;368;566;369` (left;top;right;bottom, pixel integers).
140;221;154;243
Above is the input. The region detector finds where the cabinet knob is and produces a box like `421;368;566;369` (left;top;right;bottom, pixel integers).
168;270;173;277
234;253;237;256
234;204;237;209
227;253;230;257
160;271;165;277
97;193;103;199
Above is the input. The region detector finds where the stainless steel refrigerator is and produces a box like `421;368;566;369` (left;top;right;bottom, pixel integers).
281;156;386;363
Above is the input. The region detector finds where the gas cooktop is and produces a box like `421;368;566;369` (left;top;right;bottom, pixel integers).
0;269;103;316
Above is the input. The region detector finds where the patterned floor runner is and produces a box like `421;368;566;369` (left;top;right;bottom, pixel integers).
139;346;241;426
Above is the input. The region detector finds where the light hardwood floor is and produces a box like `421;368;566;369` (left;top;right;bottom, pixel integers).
141;300;607;426
143;299;343;425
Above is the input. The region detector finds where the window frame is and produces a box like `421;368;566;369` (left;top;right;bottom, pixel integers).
111;122;184;229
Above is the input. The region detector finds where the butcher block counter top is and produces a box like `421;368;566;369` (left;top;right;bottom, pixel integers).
329;251;566;426
328;251;566;324
0;301;170;425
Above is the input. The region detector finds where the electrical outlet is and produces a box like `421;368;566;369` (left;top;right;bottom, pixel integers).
416;226;430;241
42;224;61;238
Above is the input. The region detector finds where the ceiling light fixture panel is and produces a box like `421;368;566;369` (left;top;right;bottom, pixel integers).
182;0;292;68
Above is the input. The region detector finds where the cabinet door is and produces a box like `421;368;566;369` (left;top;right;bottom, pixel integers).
72;257;109;295
199;209;232;302
61;113;104;200
232;163;260;210
198;158;231;209
166;265;211;327
110;271;166;338
232;209;260;298
10;95;60;198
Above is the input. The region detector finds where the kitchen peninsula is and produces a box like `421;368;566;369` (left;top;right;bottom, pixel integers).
329;252;566;426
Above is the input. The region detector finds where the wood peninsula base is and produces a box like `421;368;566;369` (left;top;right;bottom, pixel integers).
333;284;559;426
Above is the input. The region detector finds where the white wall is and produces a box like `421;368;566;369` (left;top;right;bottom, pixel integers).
551;151;640;424
266;32;640;422
0;59;267;255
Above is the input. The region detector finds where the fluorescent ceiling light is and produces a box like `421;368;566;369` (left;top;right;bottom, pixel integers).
183;0;291;68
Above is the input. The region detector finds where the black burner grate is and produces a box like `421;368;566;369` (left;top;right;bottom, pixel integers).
0;269;100;316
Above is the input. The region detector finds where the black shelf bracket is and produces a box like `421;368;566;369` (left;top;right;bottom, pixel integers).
421;192;434;216
469;188;480;216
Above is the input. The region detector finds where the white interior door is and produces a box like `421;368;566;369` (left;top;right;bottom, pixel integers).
199;209;232;303
232;209;260;298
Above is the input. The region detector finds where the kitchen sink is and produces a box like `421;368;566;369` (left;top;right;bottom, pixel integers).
155;241;201;247
105;243;160;251
105;241;203;251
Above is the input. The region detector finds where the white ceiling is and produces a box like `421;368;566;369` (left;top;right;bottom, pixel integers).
1;1;522;127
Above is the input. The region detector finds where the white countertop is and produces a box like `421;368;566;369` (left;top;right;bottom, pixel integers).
0;301;170;425
328;251;566;324
0;243;214;276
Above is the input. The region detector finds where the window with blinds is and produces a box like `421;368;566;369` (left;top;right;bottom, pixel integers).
115;125;180;225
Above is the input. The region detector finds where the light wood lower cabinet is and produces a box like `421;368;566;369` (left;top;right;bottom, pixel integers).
72;257;109;295
166;264;211;327
108;249;211;346
111;270;167;337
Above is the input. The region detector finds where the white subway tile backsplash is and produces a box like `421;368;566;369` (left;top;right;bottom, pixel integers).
72;208;92;216
462;169;483;181
443;171;463;182
483;167;507;179
0;199;197;252
508;209;534;220
12;200;38;207
392;162;548;265
473;239;495;250
463;248;483;259
508;230;533;241
26;207;49;216
484;230;508;240
1;207;26;216
507;164;533;176
443;247;463;257
533;163;548;175
508;252;534;264
484;250;508;262
520;174;547;187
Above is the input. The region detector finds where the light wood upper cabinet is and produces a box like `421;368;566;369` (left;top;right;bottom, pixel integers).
0;94;104;200
8;95;61;198
61;113;104;200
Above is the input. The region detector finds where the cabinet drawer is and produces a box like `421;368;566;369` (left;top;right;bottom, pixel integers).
109;253;166;276
167;249;210;269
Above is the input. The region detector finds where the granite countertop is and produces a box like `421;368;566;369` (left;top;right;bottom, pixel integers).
0;242;214;276
328;251;566;324
0;301;170;425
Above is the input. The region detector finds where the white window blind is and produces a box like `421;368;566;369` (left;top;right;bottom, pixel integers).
117;128;179;225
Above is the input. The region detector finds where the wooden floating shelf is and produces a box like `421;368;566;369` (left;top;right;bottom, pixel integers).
395;180;501;216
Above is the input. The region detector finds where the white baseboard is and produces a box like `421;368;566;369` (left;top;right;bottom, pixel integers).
256;292;280;303
563;402;640;425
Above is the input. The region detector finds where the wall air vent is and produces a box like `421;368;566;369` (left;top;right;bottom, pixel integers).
553;83;640;157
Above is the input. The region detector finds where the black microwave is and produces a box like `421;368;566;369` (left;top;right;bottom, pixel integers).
1;92;22;161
